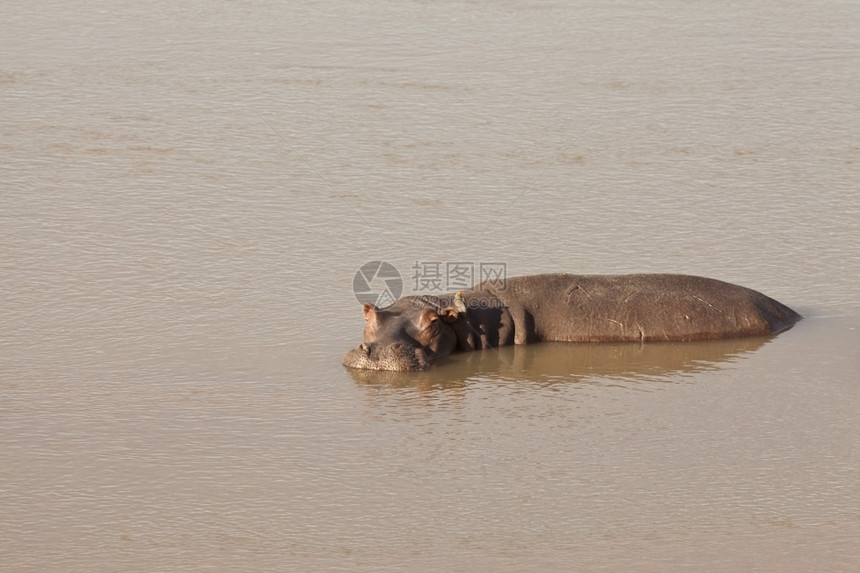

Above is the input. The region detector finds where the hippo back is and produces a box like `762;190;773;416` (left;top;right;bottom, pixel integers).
477;274;800;344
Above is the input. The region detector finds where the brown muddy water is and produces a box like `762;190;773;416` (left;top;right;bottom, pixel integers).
2;1;859;571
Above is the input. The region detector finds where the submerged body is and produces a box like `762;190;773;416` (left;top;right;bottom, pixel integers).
343;273;801;371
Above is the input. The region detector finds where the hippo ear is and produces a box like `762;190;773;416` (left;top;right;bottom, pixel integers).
362;303;378;321
439;307;460;324
438;291;466;323
417;308;444;329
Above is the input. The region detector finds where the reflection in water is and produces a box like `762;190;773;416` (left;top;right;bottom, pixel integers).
347;336;772;390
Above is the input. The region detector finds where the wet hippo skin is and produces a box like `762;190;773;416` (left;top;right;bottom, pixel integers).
343;273;801;371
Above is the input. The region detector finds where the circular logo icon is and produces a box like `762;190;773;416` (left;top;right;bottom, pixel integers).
353;261;403;308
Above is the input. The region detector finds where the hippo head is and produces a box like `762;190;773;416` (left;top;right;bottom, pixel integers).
343;297;460;371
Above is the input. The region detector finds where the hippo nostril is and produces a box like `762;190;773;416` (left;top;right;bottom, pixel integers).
360;343;371;356
392;343;401;350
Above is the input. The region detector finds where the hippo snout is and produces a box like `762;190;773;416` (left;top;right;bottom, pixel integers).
343;342;429;372
358;342;402;356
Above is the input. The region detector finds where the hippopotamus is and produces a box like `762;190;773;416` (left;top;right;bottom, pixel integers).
342;273;801;371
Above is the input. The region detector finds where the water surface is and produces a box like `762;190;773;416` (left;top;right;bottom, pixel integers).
2;1;859;571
